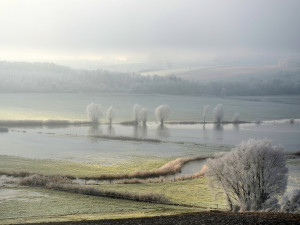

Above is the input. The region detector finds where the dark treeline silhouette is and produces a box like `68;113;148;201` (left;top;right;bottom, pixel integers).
1;61;300;96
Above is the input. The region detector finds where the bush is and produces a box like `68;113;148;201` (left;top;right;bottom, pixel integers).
281;189;300;213
206;139;288;211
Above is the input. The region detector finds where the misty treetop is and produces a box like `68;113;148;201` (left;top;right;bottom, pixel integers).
85;103;243;124
1;61;300;96
132;104;148;126
86;103;102;125
155;105;171;126
213;104;224;124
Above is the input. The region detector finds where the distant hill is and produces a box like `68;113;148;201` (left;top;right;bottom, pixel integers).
0;61;300;96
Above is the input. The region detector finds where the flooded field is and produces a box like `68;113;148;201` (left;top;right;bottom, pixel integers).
0;93;299;222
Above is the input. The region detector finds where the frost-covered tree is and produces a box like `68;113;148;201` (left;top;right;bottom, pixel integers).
213;104;224;124
155;105;170;126
203;105;210;123
206;139;288;211
86;103;102;124
139;108;148;126
281;189;300;213
232;112;240;123
106;106;114;126
133;104;140;125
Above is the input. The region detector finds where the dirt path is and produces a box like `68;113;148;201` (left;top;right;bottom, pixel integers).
24;211;300;225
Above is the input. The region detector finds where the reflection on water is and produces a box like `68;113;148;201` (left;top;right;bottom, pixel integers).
141;126;147;138
156;125;170;138
177;160;206;176
213;124;223;131
133;125;148;138
87;125;103;142
212;124;224;141
232;124;239;130
88;125;102;136
0;127;9;133
106;126;115;136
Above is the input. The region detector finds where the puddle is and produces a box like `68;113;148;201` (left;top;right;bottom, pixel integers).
177;159;206;176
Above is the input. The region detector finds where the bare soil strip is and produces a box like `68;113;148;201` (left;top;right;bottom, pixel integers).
17;211;300;225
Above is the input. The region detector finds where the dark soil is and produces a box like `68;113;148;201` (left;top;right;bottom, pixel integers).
25;211;300;225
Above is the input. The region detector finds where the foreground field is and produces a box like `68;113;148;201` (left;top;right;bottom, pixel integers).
11;212;300;225
92;178;227;209
0;187;197;224
0;154;227;224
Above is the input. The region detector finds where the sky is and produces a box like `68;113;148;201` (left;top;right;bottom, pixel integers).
0;0;299;68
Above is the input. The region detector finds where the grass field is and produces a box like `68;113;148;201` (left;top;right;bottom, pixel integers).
92;178;227;209
0;155;228;224
0;155;171;177
0;187;198;224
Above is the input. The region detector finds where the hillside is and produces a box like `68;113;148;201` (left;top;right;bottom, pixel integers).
1;61;300;96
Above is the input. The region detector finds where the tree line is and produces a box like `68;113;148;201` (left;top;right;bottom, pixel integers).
1;61;300;96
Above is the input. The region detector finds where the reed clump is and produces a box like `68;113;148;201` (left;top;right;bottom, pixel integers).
18;174;169;204
48;183;169;204
19;174;71;186
89;135;162;143
114;165;208;184
0;170;32;178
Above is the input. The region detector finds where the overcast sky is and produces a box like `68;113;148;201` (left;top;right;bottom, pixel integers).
0;0;299;66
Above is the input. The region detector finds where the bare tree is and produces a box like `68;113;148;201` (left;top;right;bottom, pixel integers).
155;105;170;126
213;104;224;124
86;103;102;125
206;139;288;211
203;105;210;123
106;106;114;126
133;104;140;125
139;108;148;126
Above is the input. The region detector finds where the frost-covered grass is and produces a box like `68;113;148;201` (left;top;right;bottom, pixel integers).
92;178;228;210
0;155;207;180
0;187;194;224
18;175;171;205
0;155;170;177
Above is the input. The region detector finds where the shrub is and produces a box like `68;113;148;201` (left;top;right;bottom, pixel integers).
281;189;300;213
206;139;288;211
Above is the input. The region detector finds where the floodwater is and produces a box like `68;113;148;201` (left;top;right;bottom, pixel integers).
0;93;299;188
0;122;299;164
0;93;299;122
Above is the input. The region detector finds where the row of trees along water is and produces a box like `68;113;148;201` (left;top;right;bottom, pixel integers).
86;103;240;126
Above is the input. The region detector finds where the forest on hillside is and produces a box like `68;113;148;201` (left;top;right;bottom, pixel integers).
1;61;300;96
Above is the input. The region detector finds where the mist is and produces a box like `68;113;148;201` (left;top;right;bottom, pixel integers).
0;0;299;71
1;1;300;222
